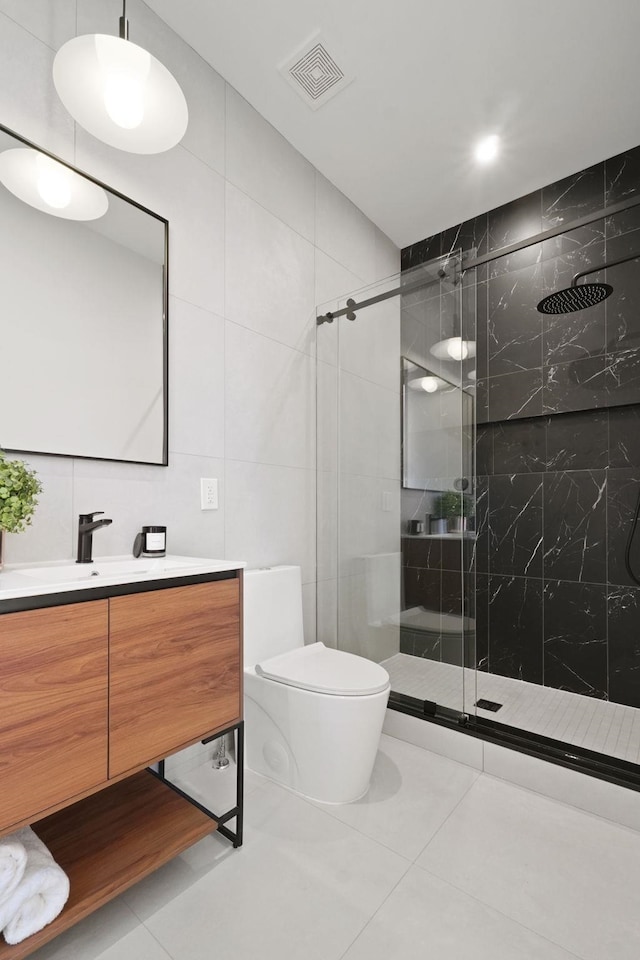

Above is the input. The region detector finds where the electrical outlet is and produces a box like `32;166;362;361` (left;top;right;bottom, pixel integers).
200;478;218;510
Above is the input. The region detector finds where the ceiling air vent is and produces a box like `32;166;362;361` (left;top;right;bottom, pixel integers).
279;32;353;110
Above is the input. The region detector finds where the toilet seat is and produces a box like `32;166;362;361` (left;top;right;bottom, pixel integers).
255;642;390;697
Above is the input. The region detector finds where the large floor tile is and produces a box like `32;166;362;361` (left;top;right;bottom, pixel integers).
94;926;172;960
145;780;409;960
342;864;579;960
122;833;234;923
310;734;479;860
417;774;640;960
31;897;140;960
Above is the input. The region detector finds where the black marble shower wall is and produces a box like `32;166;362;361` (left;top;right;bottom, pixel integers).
402;145;640;709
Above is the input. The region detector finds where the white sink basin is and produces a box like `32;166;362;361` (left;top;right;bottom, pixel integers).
15;556;201;583
0;555;245;601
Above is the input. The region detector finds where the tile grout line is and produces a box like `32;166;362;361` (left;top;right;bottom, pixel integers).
334;859;413;960
414;860;587;960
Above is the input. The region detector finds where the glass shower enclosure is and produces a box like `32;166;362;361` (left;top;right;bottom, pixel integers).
316;250;478;719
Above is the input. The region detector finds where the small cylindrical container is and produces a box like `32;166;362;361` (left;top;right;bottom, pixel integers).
142;525;166;557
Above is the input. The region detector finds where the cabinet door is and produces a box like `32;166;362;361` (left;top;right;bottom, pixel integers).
0;601;108;832
109;580;241;777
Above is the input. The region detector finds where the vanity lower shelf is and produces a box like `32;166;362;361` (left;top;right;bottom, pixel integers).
0;771;218;960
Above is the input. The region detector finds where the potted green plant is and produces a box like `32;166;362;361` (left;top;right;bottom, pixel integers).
434;490;473;533
0;449;42;569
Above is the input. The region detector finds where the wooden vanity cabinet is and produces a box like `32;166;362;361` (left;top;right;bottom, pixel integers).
0;571;243;960
0;601;108;831
109;579;241;777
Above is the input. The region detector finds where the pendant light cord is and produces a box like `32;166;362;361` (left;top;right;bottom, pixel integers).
119;0;129;40
624;486;640;587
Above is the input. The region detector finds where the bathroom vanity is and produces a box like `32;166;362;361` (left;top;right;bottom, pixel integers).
0;556;244;959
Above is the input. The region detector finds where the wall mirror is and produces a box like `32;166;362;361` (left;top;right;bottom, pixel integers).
402;356;473;491
0;124;168;465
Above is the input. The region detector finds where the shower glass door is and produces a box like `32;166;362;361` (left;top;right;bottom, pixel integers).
316;251;476;718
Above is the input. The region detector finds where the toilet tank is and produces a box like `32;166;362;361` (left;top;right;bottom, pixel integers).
243;565;305;667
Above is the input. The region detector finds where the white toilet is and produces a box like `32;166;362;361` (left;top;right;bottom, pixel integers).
243;565;390;803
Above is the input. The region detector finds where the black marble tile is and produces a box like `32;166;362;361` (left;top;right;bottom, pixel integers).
488;369;543;422
609;405;640;467
476;378;489;424
441;571;463;616
441;630;464;667
605;145;640;206
403;566;441;611
399;627;441;662
543;580;607;697
541;222;605;267
545;410;609;471
542;164;605;232
441;538;462;572
603;228;640;355
475;280;488;381
492;418;546;475
488;473;543;577
543;355;609;416
402;536;442;570
401;235;441;271
605;206;640;241
488;192;543;278
608;585;640;708
474;476;489;574
488;575;543;683
475;573;489;671
543;305;607;367
607;467;640;588
475;424;493;476
488;263;544;375
604;347;640;406
543;470;607;584
442;214;489;258
461;283;477;353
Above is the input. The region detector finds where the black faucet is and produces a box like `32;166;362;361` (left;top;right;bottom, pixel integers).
76;512;113;564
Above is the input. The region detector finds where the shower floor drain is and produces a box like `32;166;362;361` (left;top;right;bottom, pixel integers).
475;699;503;712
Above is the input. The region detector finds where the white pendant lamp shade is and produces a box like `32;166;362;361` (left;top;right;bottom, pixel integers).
0;148;108;220
430;337;477;361
53;34;188;154
408;375;448;393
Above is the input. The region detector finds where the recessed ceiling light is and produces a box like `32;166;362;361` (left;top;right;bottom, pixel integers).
474;134;500;164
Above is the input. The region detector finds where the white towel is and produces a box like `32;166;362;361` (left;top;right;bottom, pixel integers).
0;836;27;906
0;827;69;945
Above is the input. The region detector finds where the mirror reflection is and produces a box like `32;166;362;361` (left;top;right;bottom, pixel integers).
0;125;167;464
402;356;473;491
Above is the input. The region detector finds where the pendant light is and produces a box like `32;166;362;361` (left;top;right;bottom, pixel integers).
52;0;188;155
429;337;476;362
0;148;108;220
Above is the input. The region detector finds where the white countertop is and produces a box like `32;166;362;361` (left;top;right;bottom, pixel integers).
0;555;245;602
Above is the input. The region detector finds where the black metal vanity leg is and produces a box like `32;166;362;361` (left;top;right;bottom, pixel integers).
235;721;244;848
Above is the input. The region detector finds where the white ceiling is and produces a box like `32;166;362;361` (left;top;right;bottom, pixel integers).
145;0;640;249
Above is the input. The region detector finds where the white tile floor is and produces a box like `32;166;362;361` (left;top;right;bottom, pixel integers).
383;652;640;764
29;733;640;960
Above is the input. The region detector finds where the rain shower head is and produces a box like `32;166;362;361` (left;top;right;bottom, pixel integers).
536;251;640;315
537;282;613;315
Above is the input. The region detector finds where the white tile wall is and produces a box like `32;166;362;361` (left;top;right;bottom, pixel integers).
0;0;399;624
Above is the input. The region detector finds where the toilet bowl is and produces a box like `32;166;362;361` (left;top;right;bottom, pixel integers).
243;565;390;803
